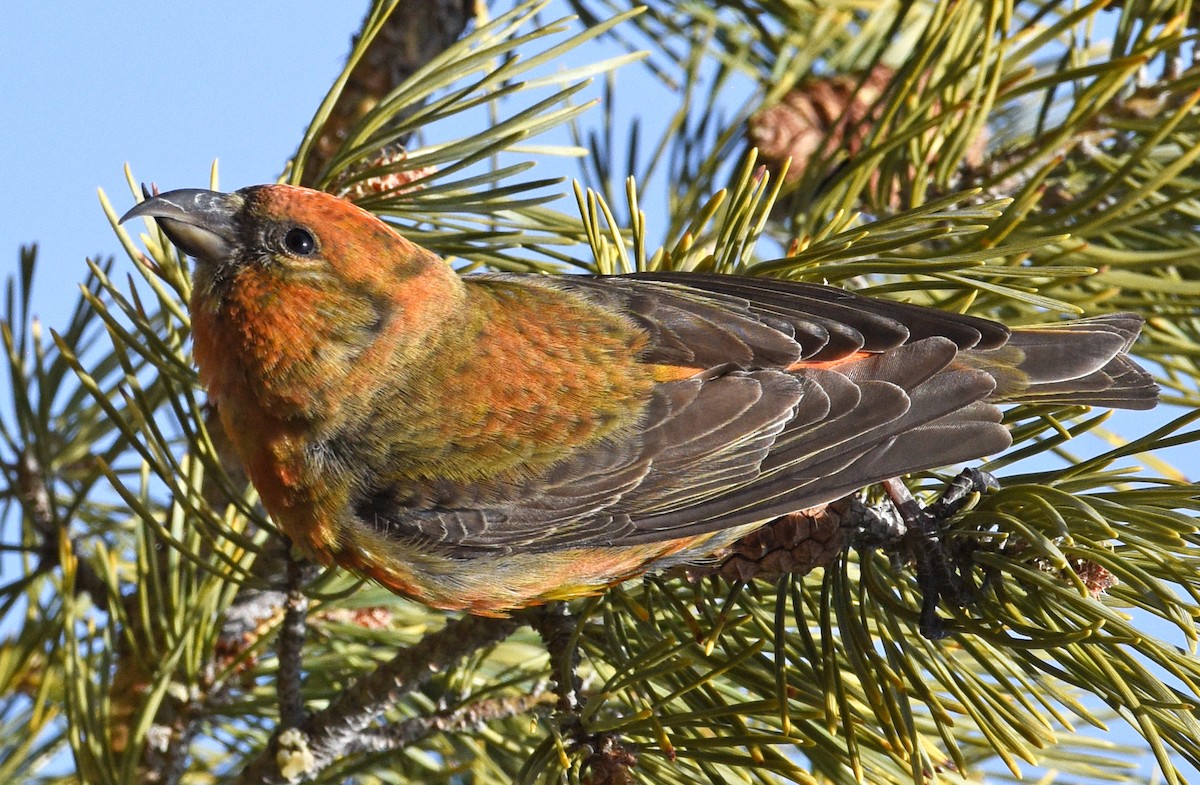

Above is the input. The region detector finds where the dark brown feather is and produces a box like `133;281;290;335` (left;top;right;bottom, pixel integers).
353;274;1157;554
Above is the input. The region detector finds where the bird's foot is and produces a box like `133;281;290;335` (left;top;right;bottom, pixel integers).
926;467;999;522
877;469;997;640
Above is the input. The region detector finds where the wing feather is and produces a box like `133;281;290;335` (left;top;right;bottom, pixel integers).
348;274;1143;555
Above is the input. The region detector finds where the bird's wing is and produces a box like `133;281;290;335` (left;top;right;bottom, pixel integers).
350;274;1014;554
620;272;1012;355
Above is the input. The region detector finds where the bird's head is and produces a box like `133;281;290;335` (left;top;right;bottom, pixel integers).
121;184;463;415
120;183;445;306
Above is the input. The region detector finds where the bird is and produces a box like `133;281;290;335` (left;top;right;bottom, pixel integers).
121;184;1158;616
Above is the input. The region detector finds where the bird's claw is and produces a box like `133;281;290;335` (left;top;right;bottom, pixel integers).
906;468;996;639
863;469;996;639
927;467;999;521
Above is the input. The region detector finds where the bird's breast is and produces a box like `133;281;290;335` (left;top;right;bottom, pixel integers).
358;279;660;484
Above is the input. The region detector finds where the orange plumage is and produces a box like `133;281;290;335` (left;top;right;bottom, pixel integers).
122;184;1158;613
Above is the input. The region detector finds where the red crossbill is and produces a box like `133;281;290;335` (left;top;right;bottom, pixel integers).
121;185;1158;614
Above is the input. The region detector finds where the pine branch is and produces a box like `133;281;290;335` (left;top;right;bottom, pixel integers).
5;1;1197;783
234;614;521;784
298;0;480;187
348;688;555;755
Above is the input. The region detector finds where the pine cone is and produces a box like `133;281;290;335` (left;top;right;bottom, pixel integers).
748;64;989;210
749;64;896;188
332;145;437;203
689;500;851;583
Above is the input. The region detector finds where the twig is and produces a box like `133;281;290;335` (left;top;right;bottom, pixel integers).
235;614;521;785
276;550;309;730
352;689;555;754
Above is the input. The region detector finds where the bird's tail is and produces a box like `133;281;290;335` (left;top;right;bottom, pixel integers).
960;313;1158;410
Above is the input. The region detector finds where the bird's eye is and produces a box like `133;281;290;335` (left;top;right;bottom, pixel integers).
283;227;316;256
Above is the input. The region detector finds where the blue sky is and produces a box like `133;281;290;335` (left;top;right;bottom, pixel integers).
1;4;364;324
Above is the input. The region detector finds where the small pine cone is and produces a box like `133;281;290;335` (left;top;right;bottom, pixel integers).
690;500;851;583
748;64;989;209
315;606;395;629
582;736;637;785
748;64;896;188
213;584;289;682
332;145;437;203
1072;558;1119;598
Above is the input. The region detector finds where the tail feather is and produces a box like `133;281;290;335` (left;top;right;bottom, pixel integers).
620;312;1156;544
965;313;1158;410
1010;355;1159;410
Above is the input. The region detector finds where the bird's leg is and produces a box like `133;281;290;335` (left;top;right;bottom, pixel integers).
526;603;583;717
881;469;998;640
526;603;638;780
